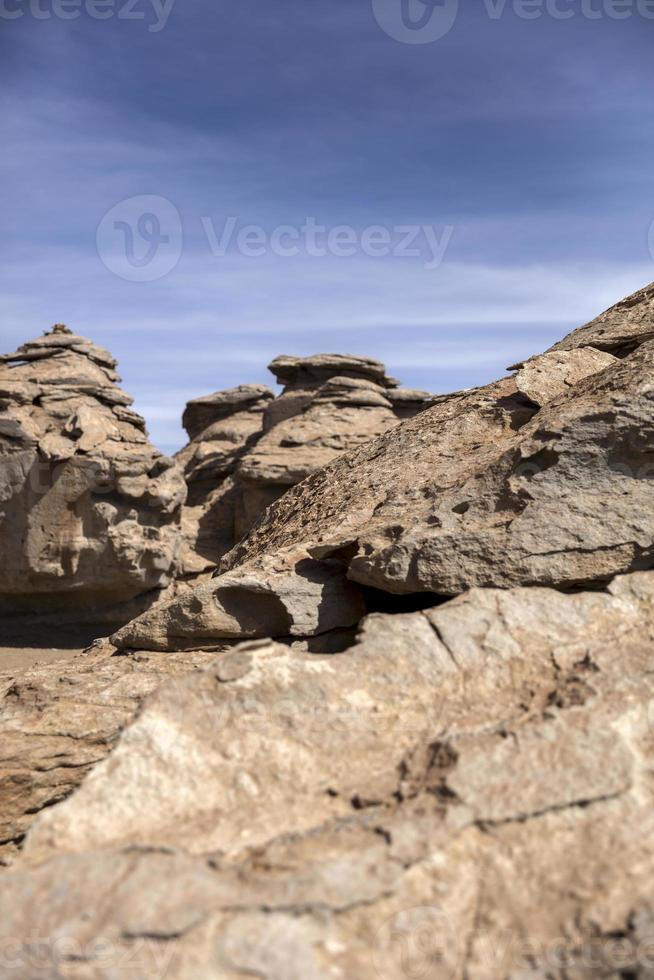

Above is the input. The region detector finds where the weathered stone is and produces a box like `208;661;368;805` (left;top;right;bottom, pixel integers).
112;553;366;651
175;385;274;573
225;342;654;596
176;357;432;572
3;573;654;978
386;385;434;418
0;325;186;614
0;640;215;864
513;347;617;406
268;353;397;388
550;279;654;355
181;383;274;442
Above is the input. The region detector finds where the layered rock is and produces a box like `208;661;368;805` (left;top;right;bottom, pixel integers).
176;354;432;572
3;286;654;979
4;572;654;978
234;355;406;533
0;325;186;615
224;338;654;598
549;279;654;355
175;384;274;574
118;287;654;652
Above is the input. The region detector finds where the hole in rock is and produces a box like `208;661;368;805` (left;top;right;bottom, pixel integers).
515;447;560;478
361;586;451;616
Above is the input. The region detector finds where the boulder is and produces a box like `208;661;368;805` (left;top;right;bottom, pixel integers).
0;325;186;614
112;553;366;651
0;640;214;866
4;572;654;977
512;346;617;406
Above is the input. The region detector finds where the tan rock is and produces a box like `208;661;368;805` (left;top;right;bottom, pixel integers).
3;573;654;977
0;325;186;614
176;357;433;573
112;553;366;651
550;279;654;355
0;640;215;865
225;341;654;596
512;347;617;406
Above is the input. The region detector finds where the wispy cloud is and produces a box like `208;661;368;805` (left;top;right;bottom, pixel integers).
1;2;653;452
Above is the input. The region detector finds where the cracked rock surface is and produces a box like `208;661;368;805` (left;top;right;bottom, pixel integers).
224;335;654;598
0;324;186;615
3;571;654;977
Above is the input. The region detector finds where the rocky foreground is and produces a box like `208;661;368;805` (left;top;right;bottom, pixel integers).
0;282;654;978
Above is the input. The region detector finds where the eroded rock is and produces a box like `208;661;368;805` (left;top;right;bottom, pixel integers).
112;553;366;651
3;572;654;978
176;354;433;572
225;341;654;596
550;279;654;356
0;325;186;614
0;640;215;865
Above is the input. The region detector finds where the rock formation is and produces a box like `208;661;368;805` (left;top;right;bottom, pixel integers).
0;325;186;618
175;353;432;572
4;571;654;977
1;282;654;979
175;384;274;574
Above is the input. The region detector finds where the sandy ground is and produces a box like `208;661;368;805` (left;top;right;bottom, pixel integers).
0;622;110;676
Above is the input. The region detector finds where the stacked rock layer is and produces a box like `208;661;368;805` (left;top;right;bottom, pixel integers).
0;325;186;616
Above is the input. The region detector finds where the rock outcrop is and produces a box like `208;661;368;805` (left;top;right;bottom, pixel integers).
3;571;654;978
176;353;432;572
3;284;654;979
175;384;274;574
550;279;654;355
224;337;654;597
0;325;186;616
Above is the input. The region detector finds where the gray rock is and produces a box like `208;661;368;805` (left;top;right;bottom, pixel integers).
111;553;366;651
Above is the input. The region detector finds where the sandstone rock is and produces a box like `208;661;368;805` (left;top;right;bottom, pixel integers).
112;553;366;651
4;572;654;977
181;383;274;443
0;640;215;865
550;279;654;355
176;356;433;572
233;356;429;532
225;341;654;596
0;325;186;614
268;353;397;388
386;385;434;418
175;385;273;573
512;347;617;406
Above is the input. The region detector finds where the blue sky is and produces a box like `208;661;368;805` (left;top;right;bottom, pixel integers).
2;0;653;453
